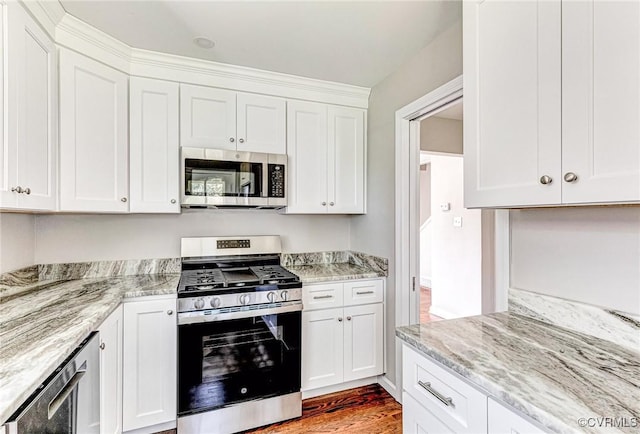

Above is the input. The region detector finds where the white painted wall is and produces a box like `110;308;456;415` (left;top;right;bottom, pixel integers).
429;155;483;318
0;213;36;273
420;116;463;154
350;17;463;396
419;164;432;286
34;211;351;264
510;207;640;315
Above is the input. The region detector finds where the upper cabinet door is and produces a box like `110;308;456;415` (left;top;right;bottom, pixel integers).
130;77;180;213
236;93;286;154
463;0;561;208
1;2;57;211
561;0;640;204
328;106;365;214
59;48;129;212
180;84;236;150
0;3;16;208
286;100;328;213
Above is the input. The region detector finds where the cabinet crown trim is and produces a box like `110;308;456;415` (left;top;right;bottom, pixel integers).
53;9;371;108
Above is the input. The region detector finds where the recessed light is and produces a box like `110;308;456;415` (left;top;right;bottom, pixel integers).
194;37;215;49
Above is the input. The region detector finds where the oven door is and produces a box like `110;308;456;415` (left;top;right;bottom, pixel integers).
181;147;268;207
177;305;301;416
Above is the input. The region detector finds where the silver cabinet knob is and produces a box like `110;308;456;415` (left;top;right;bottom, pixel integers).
235;153;240;159
539;175;553;185
239;138;245;143
99;342;106;350
167;310;173;315
171;199;176;204
11;186;23;193
347;316;352;321
329;202;334;206
338;317;343;322
229;137;235;143
121;197;127;202
563;172;578;183
24;187;31;195
322;202;327;206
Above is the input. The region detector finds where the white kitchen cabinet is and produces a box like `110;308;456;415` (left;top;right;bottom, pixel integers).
59;48;129;212
180;84;286;154
123;298;177;432
488;398;547;434
464;0;639;208
287;101;366;214
301;279;383;391
129;77;180;213
98;305;123;434
403;392;455;434
0;2;57;211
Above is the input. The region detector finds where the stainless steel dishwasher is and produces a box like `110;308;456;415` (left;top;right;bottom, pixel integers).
3;332;100;434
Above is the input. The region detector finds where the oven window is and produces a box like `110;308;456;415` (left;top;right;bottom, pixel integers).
184;159;263;198
178;311;301;416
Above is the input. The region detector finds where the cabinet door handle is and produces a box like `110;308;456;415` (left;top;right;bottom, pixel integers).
11;186;23;193
171;199;176;204
322;202;327;206
356;290;374;295
337;317;343;322
121;197;127;202
239;138;245;143
563;172;578;183
230;137;235;143
539;175;553;185
24;187;31;195
167;310;173;315
329;202;334;206
346;316;352;321
313;295;333;300
418;380;454;408
99;342;106;350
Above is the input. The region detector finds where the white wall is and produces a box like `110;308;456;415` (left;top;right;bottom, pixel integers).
0;213;36;273
35;211;351;264
510;207;640;315
419;164;432;285
350;17;462;395
420;116;463;154
419;164;432;226
429;155;483;318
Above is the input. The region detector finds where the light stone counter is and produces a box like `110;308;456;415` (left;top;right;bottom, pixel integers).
282;250;388;283
0;273;179;424
396;313;640;433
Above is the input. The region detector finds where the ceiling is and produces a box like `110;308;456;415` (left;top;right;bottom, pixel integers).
59;1;461;88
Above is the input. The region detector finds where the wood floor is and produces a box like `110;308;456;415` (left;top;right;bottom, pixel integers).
245;384;402;434
420;286;443;323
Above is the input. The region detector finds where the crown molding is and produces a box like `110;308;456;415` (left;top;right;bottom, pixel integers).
18;0;66;38
52;6;370;108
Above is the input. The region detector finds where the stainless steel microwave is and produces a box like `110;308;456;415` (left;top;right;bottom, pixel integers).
181;147;287;209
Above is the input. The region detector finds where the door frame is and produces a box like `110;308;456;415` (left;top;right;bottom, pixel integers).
394;74;510;329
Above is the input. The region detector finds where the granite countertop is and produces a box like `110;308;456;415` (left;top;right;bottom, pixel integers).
0;274;179;424
284;262;385;283
396;312;640;433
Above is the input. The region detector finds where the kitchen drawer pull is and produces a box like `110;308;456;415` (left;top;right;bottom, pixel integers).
356;290;375;295
313;295;333;300
418;380;455;408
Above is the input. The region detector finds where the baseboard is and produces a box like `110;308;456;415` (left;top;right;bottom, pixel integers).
429;305;456;319
301;377;378;399
124;420;176;434
377;375;401;403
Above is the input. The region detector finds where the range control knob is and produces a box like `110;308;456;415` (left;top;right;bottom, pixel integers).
239;294;249;305
210;297;221;308
267;291;277;303
280;291;289;302
194;298;205;309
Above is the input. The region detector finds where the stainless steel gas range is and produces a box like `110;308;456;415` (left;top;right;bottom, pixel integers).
176;236;302;434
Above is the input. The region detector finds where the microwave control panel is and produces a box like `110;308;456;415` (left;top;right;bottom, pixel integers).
268;164;285;198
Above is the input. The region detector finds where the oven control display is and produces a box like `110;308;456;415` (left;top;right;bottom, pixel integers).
217;239;251;249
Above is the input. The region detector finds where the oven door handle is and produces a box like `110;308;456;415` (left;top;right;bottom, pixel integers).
178;302;302;325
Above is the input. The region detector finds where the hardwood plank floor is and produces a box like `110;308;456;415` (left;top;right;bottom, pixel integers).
420;286;443;323
245;384;402;434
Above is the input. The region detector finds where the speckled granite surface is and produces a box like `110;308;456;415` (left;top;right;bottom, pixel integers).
396;313;640;433
0;272;179;423
282;250;387;283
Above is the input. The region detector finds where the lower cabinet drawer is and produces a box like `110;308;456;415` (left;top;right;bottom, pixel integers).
403;391;455;433
343;279;383;306
302;282;344;311
488;398;548;434
402;345;487;434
